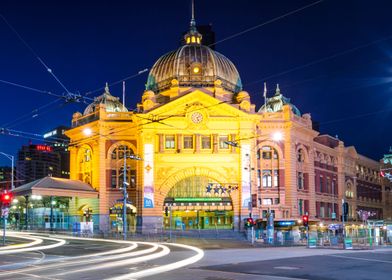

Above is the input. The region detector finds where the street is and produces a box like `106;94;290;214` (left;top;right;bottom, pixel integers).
1;232;392;279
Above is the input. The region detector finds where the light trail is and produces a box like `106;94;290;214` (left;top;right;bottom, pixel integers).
52;243;170;276
0;233;66;255
0;234;43;251
107;243;204;280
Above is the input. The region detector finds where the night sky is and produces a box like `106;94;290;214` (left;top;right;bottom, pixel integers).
0;0;391;166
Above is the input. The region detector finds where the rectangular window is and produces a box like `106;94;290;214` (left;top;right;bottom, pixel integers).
165;135;175;149
298;199;303;216
257;169;261;187
326;177;331;193
273;170;279;187
130;169;136;188
297;172;304;189
274;198;280;205
262;170;272;187
219;136;229;149
183;135;194;149
262;198;273;205
201;135;211;149
319;176;324;192
111;170;117;188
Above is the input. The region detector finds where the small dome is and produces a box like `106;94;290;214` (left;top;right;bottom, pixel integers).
146;41;242;94
258;85;301;116
83;83;128;115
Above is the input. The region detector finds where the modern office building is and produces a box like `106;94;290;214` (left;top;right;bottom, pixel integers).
16;143;61;185
44;126;70;178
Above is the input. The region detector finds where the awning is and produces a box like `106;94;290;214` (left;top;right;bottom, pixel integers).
12;176;99;198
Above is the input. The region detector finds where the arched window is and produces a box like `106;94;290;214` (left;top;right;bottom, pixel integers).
257;145;279;188
79;146;93;185
110;145;137;189
298;148;305;162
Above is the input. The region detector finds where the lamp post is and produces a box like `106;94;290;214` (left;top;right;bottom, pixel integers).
0;152;14;190
122;147;142;240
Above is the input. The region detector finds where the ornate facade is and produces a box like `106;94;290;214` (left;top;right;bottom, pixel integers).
66;17;392;233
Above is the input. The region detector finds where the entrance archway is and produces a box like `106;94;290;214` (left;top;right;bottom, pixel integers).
109;203;137;233
163;176;234;230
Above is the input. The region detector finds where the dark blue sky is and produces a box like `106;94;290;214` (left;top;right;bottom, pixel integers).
0;0;391;165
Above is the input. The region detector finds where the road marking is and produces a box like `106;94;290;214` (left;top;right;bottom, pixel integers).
274;266;300;270
329;254;392;264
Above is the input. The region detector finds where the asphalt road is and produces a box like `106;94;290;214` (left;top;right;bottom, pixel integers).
0;233;201;280
146;247;392;280
1;233;392;280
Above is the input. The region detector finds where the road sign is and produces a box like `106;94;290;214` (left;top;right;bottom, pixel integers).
1;208;9;218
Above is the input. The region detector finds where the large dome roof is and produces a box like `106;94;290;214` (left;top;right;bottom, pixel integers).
146;41;242;94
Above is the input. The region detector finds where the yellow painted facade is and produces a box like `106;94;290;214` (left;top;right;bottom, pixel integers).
65;18;392;233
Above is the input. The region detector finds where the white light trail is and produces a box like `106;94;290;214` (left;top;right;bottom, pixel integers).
52;243;170;276
0;233;66;255
107;243;204;280
0;234;43;251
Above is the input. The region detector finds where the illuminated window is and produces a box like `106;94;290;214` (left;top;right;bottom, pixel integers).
191;36;195;43
165;135;175;149
193;66;200;74
262;170;272;187
110;145;136;189
186;37;190;44
183;135;194;149
219;136;229;149
201;136;211;149
273;170;279;187
196;37;200;44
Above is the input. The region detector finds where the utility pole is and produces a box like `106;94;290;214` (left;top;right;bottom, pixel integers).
123;147;128;240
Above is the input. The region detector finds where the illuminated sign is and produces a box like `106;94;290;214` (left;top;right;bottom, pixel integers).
174;197;222;202
277;221;295;226
43;130;57;138
143;144;154;208
33;145;52;152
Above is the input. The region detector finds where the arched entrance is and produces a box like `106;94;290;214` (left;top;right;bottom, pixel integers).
163;176;234;230
109;203;137;233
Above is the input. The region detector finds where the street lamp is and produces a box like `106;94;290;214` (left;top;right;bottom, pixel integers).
122;147;142;240
0;152;14;190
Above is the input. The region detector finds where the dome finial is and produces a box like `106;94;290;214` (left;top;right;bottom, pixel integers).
105;82;110;93
184;0;202;45
275;84;280;95
190;0;196;29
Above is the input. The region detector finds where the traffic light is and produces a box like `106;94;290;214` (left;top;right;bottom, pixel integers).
245;217;255;228
1;191;13;207
164;206;169;217
302;215;309;227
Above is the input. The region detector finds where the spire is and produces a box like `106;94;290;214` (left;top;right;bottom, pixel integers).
184;0;202;45
190;0;196;29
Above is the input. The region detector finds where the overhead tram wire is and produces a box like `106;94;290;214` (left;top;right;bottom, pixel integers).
244;33;392;88
84;69;149;97
82;1;322;99
208;0;324;48
0;13;91;104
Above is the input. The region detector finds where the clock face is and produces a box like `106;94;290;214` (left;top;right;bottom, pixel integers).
191;112;203;124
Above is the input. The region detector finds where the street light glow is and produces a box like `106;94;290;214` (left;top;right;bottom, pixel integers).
272;131;283;142
83;128;92;136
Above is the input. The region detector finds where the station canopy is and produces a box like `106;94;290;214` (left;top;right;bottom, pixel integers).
12;176;98;198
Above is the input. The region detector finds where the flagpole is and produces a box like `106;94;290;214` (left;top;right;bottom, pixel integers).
263;82;267;113
122;81;126;108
